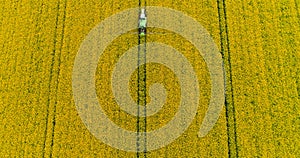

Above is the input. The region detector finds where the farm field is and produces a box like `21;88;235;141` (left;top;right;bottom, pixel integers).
0;0;299;157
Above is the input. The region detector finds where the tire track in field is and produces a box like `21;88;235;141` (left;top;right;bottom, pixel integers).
217;0;239;157
137;1;141;157
294;0;300;99
42;0;67;157
24;1;45;155
29;1;45;130
49;0;67;157
274;2;300;155
137;0;147;157
42;1;60;156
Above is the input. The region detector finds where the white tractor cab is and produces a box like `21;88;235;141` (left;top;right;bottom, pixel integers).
138;9;147;36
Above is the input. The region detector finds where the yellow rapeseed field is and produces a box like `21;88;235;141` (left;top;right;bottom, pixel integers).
0;0;299;157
